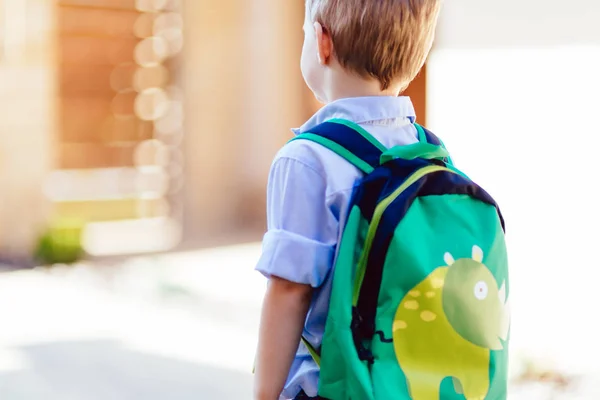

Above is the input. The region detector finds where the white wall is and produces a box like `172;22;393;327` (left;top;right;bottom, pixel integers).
429;2;600;373
436;0;600;49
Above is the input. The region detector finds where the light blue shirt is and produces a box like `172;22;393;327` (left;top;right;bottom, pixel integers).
255;96;419;399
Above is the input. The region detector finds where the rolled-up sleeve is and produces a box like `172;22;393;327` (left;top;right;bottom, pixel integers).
255;156;338;288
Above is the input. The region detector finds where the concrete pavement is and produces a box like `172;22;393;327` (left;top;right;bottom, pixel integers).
0;244;263;400
0;243;597;399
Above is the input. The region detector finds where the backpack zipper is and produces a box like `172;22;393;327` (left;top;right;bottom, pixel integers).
352;165;458;306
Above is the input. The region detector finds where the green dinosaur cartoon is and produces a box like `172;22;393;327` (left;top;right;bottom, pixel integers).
392;245;510;400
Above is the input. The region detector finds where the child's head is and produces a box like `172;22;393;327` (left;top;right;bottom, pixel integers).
302;0;441;103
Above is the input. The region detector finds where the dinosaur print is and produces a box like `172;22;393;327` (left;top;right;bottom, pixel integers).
392;245;510;400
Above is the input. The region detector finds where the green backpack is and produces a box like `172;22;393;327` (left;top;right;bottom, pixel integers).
294;119;510;400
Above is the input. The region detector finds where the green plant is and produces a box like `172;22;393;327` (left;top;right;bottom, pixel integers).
34;218;85;265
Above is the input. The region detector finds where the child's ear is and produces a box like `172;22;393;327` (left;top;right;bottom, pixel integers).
314;22;332;65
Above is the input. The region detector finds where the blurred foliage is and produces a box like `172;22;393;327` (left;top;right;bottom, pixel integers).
34;218;85;265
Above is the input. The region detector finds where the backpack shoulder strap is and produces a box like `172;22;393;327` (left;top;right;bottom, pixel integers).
292;119;452;172
291;118;386;365
418;124;455;166
290;119;386;174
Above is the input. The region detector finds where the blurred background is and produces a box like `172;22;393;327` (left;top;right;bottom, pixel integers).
0;0;598;399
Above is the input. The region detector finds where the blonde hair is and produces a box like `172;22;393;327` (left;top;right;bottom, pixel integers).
306;0;441;91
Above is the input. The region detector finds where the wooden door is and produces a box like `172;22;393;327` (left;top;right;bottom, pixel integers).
53;0;184;255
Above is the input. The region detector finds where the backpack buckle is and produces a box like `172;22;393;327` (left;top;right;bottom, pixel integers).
351;307;375;365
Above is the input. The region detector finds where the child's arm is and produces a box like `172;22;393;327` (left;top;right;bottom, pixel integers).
254;276;312;400
254;154;338;400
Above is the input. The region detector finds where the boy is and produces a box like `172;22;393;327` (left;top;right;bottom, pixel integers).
254;1;442;399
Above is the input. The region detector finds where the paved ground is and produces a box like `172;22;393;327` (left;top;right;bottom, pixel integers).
0;243;597;399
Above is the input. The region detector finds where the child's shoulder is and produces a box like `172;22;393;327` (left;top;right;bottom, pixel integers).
270;135;361;196
271;136;333;178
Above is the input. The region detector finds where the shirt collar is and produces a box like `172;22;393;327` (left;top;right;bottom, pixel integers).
292;96;416;135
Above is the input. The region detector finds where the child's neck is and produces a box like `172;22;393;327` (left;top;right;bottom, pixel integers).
322;66;402;103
